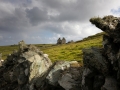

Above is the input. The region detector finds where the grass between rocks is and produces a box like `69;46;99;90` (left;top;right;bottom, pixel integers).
0;32;104;64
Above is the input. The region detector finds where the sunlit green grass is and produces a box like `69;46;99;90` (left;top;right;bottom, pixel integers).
42;33;103;63
0;45;18;60
0;32;104;64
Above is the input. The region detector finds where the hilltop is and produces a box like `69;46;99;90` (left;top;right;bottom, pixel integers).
0;32;104;63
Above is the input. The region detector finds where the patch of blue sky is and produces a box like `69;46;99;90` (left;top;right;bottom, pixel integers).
111;7;120;15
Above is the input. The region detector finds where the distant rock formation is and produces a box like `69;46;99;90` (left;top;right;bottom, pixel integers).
57;37;66;44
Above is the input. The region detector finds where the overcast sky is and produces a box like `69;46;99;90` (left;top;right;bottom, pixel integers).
0;0;120;45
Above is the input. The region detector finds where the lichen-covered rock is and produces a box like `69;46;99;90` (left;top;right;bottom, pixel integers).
58;65;82;90
90;15;120;43
46;61;70;86
46;60;82;90
0;40;52;90
85;15;120;90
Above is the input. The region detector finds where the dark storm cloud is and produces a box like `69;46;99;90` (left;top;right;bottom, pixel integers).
0;0;119;45
39;0;106;22
26;7;49;26
0;8;29;32
0;0;32;4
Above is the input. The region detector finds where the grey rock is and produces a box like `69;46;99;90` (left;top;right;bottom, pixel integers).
46;60;82;90
0;41;53;90
46;61;70;86
82;47;109;76
58;66;82;90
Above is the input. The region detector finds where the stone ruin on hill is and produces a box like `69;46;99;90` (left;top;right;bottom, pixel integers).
57;37;66;44
1;15;120;90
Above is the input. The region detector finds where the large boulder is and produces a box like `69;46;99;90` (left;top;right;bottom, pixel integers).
0;41;52;90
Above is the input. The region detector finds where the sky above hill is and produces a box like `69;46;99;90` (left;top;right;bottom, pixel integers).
0;0;120;45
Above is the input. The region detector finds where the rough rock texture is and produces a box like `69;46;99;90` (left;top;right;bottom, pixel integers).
0;40;53;90
46;61;82;90
0;40;82;90
81;15;120;90
83;47;109;76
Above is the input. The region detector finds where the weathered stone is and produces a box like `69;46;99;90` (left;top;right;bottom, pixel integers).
46;61;71;86
82;47;109;76
83;15;120;90
58;67;82;90
90;15;120;43
0;41;53;90
46;60;82;90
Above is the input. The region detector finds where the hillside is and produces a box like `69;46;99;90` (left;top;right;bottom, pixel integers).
0;32;104;63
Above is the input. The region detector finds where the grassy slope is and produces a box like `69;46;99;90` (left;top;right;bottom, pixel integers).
42;32;104;63
0;32;104;64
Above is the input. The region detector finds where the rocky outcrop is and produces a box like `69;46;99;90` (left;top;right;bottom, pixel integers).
0;40;53;90
81;15;120;90
0;40;82;90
